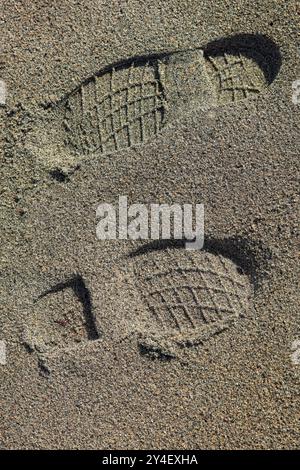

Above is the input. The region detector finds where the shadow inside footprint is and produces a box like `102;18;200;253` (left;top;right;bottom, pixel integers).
203;33;281;104
38;274;100;341
22;274;100;372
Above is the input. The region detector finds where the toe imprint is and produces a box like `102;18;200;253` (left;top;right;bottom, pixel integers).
126;247;253;352
205;50;268;104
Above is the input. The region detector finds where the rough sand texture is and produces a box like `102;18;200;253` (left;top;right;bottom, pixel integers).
0;0;300;449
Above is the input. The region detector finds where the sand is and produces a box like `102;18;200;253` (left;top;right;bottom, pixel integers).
0;0;300;449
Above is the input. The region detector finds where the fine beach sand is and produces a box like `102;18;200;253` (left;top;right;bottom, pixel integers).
0;0;300;449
